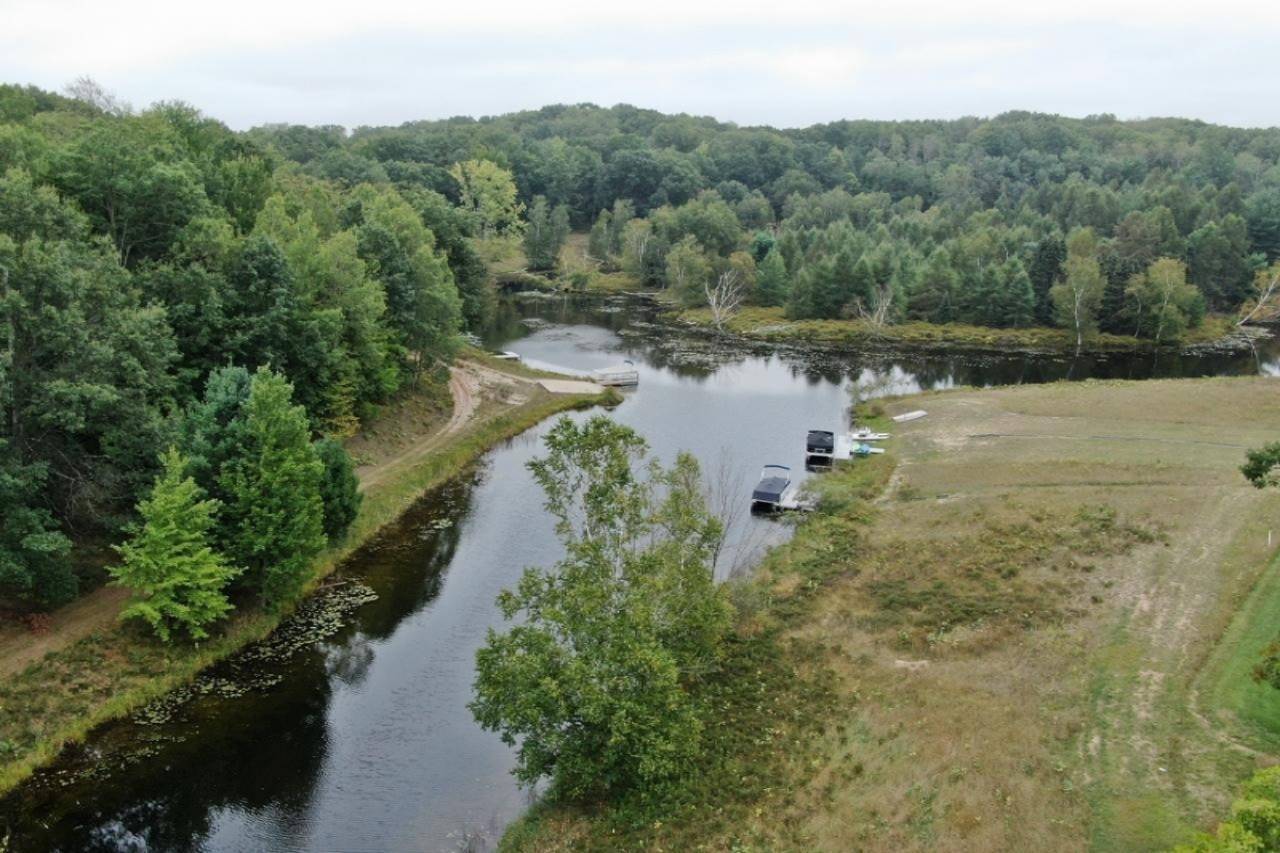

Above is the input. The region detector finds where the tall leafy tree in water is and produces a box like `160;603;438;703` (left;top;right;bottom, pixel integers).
111;448;240;643
471;416;731;806
218;368;325;609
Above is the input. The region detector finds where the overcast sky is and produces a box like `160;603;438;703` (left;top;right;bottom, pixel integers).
4;0;1279;131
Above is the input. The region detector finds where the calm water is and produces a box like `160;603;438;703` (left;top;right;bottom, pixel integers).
3;296;1276;852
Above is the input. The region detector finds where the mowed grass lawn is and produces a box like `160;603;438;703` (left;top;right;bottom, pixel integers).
774;377;1280;852
516;377;1280;853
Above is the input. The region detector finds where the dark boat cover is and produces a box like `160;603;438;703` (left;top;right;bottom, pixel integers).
752;475;790;504
806;430;835;454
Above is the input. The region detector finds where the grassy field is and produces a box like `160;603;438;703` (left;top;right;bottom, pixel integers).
506;376;1280;852
0;364;614;798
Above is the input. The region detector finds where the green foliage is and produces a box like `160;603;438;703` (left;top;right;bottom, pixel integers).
1241;442;1280;489
218;368;325;608
755;247;789;307
0;440;74;607
1175;767;1280;852
1050;228;1106;348
587;209;612;265
665;235;711;306
1126;258;1204;344
471;416;731;807
315;436;361;541
448;159;524;237
522;195;570;272
110;448;240;642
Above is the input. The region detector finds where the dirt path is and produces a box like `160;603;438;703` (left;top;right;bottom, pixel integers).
0;360;529;679
355;363;489;492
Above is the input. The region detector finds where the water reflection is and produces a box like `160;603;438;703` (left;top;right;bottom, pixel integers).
2;295;1274;852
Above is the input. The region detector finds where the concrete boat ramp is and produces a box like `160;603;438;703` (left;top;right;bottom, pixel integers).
536;378;607;395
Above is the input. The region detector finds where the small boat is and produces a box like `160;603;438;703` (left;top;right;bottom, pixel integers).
492;351;521;361
751;464;792;511
805;429;835;460
850;426;892;441
852;443;885;457
591;360;639;387
892;410;927;423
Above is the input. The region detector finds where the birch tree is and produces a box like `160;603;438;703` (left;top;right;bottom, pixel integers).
704;266;746;330
1050;228;1105;352
1126;258;1202;345
1237;262;1280;327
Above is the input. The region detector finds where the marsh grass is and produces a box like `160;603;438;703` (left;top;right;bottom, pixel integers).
675;305;1235;353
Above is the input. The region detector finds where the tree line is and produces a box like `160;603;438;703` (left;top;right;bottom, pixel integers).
0;82;499;632
261;102;1280;339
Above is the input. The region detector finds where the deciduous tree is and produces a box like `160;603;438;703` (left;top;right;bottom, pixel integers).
111;448;240;642
471;417;730;805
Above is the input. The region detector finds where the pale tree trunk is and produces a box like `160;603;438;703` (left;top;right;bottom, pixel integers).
1073;285;1085;354
1239;271;1280;327
704;269;745;329
856;283;894;329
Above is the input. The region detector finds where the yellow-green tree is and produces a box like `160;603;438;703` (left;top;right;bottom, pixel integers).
1126;258;1204;344
111;448;240;642
448;159;524;237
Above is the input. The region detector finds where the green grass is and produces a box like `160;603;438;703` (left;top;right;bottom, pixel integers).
0;378;615;799
1200;548;1280;750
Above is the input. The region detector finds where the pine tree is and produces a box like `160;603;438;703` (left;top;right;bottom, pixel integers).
996;258;1036;327
523;196;570;272
906;249;957;323
315;437;362;541
1028;235;1066;325
219;368;326;609
111;448;240;643
587;209;612;264
755;249;789;307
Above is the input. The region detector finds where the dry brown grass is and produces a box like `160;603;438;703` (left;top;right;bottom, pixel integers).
505;376;1280;852
778;377;1280;852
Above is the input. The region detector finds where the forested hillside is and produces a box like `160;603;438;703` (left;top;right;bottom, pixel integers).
279;103;1280;336
0;83;482;620
5;84;1280;619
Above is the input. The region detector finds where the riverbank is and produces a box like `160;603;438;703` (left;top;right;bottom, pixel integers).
673;304;1250;355
504;376;1280;851
0;357;616;798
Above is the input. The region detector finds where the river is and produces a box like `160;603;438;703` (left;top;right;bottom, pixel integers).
2;296;1276;852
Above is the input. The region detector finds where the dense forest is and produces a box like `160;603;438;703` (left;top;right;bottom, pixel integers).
268;101;1280;337
5;82;1280;623
0;82;478;625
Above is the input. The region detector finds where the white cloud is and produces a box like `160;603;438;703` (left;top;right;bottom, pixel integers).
2;0;1278;128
